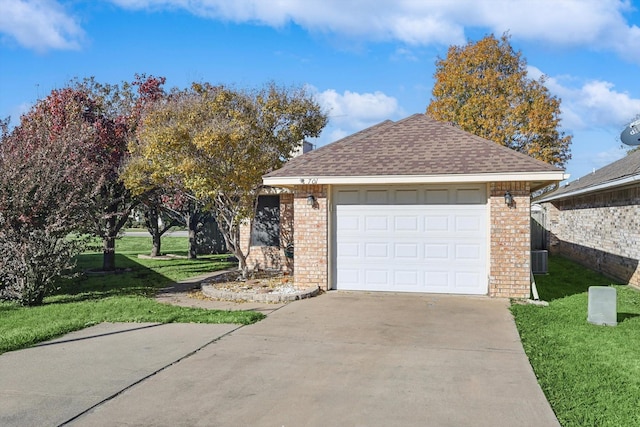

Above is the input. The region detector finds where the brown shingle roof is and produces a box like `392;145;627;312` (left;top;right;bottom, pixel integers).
265;113;562;178
540;149;640;200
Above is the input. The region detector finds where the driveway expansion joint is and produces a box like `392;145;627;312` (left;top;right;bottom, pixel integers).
56;322;246;427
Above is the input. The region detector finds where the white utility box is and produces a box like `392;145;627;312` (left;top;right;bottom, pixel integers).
587;286;617;326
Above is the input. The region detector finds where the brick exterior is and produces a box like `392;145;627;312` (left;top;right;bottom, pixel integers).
292;185;328;290
283;181;535;297
489;182;532;298
544;185;640;288
240;193;294;273
245;182;536;298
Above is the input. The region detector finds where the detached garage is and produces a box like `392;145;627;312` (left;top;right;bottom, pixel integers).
263;114;566;298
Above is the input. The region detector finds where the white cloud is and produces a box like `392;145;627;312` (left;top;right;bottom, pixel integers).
578;81;640;126
530;64;640;131
5;0;637;58
476;0;640;56
312;88;402;127
109;0;640;62
0;0;84;51
305;86;404;145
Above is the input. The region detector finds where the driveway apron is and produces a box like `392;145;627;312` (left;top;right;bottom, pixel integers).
1;293;559;426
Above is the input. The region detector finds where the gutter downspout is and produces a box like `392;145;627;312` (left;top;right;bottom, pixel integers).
530;270;540;301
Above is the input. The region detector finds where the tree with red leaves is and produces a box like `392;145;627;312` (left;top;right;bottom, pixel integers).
71;75;166;271
0;75;167;306
0;91;104;305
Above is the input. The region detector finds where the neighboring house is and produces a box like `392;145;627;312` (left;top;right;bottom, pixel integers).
197;214;228;255
258;113;565;298
537;149;640;288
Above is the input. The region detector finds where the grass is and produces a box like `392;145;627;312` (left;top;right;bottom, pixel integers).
0;236;264;355
511;256;640;427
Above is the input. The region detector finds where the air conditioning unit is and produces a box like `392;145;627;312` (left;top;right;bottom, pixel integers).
531;250;548;274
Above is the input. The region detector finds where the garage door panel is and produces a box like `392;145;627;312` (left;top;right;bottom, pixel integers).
456;188;485;204
365;190;388;204
336;190;359;204
395;190;418;203
365;270;389;285
454;272;483;290
394;216;419;231
395;243;419;259
455;244;481;260
337;215;360;231
365;216;389;231
337;269;360;286
455;215;482;232
425;189;449;204
395;270;419;286
425;216;449;232
337;242;359;257
424;271;450;288
364;243;389;258
335;187;487;295
425;244;449;260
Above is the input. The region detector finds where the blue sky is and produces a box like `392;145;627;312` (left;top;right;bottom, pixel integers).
1;0;639;182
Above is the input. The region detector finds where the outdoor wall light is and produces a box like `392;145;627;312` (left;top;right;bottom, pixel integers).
307;194;316;206
504;191;514;207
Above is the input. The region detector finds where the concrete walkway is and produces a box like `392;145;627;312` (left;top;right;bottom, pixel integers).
0;292;559;427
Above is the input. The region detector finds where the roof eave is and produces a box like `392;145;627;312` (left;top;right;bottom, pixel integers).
538;174;640;202
263;171;568;187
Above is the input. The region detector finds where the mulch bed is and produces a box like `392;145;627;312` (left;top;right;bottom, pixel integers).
203;270;298;295
199;270;320;303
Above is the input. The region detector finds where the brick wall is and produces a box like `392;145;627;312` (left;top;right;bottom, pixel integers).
544;185;640;287
489;182;531;298
292;184;328;290
240;193;294;273
287;182;534;296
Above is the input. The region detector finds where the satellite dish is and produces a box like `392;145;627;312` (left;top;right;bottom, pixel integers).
621;118;640;146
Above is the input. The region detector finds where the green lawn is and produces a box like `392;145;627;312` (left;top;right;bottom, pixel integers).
511;256;640;427
0;236;264;355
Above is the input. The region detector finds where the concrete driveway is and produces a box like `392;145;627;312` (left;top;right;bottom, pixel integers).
0;292;559;427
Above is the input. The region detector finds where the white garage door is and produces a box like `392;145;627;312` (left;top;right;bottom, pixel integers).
334;186;488;294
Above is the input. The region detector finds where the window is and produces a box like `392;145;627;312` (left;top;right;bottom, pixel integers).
251;195;280;247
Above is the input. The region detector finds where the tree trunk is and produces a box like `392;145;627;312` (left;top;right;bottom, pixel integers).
224;226;248;279
19;277;46;307
103;236;116;271
102;216;117;271
151;233;161;257
237;252;248;279
186;212;198;259
145;206;161;257
188;228;197;259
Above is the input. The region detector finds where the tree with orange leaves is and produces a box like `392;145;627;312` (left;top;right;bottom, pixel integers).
427;33;571;168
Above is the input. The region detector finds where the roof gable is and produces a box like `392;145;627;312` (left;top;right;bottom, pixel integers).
265;114;562;180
